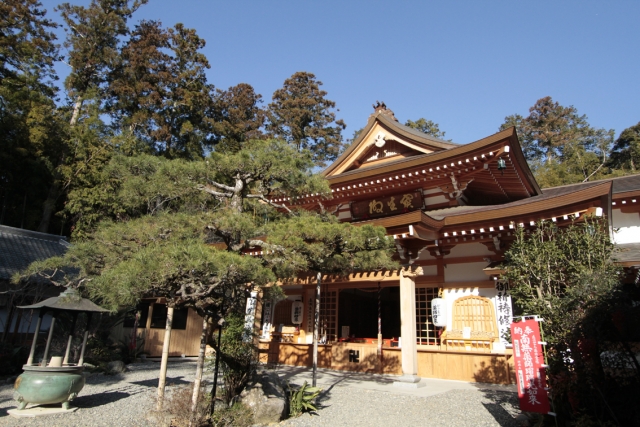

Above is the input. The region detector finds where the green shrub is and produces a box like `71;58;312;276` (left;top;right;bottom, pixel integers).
149;383;210;427
289;381;321;418
210;403;254;427
214;314;258;405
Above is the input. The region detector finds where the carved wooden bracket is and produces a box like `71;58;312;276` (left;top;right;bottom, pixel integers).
395;240;428;264
438;174;474;200
400;266;424;279
427;245;453;258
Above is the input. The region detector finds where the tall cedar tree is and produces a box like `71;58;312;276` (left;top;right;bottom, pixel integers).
212;83;266;154
36;0;146;233
267;71;346;167
500;96;616;187
152;23;215;159
0;0;64;230
107;19;172;147
108;21;215;159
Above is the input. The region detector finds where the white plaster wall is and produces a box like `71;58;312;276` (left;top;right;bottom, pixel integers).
425;195;449;206
420;265;438;276
444;261;488;282
612;208;640;244
614;227;640;244
446;242;494;258
337;209;351;220
422;188;441;195
612;208;639;228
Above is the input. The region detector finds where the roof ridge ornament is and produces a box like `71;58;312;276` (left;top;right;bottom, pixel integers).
371;100;398;122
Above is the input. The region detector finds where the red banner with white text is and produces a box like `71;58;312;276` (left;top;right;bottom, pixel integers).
510;319;551;414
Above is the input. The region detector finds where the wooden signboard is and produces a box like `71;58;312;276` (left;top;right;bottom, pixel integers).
350;190;423;220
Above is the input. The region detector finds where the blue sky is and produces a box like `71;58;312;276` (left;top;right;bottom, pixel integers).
40;0;640;144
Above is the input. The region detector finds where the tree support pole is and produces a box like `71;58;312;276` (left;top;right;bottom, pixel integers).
377;282;383;372
157;306;174;411
312;272;321;387
190;316;209;425
210;320;224;416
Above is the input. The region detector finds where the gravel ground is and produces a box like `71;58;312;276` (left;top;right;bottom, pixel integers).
280;386;521;427
1;362;521;427
0;360;204;427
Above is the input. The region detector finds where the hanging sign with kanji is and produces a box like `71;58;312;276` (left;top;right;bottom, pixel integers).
350;190;423;220
510;319;551;414
291;301;304;324
495;279;512;344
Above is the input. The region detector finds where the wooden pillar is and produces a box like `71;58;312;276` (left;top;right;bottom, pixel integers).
394;267;424;387
144;302;154;355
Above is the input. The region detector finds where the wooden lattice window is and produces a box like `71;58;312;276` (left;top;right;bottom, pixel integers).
320;290;338;343
416;287;440;345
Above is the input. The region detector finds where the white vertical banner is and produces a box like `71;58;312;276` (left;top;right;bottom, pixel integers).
495;279;513;344
261;300;274;340
243;291;258;342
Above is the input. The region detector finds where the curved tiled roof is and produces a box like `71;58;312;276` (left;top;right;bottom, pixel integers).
0;225;68;280
424;181;609;222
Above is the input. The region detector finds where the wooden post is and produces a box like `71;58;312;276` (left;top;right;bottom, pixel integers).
26;310;44;366
63;312;79;365
395;267;423;386
377;282;383;372
157;306;174;411
41;313;56;366
312;272;321;387
210;318;224;416
190;316;209;425
78;312;93;366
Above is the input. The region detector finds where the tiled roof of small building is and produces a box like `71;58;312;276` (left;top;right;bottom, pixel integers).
613;242;640;266
0;225;68;280
425;180;607;220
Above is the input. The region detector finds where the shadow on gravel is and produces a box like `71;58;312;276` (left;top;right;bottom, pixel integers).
126;362;166;372
73;390;132;408
130;376;190;388
472;358;520;426
478;389;520;427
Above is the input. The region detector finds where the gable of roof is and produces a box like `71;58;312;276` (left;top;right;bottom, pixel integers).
0;225;69;280
323;109;458;177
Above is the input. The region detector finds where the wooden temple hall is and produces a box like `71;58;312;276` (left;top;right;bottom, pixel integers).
248;103;640;384
113;104;640;385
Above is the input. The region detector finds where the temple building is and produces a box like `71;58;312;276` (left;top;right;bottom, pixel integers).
104;104;640;384
254;104;640;384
